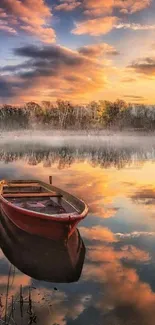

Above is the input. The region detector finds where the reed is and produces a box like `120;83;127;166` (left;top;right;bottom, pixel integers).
0;265;37;325
0;264;60;325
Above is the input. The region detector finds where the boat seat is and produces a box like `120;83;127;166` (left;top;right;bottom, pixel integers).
3;183;39;187
3;192;63;198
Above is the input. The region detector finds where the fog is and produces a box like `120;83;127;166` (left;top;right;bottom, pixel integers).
0;130;155;150
0;130;155;170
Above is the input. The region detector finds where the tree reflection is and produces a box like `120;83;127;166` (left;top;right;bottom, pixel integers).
0;143;154;169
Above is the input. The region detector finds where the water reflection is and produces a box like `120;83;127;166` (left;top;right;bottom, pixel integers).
0;210;85;283
1;137;155;324
1;134;155;169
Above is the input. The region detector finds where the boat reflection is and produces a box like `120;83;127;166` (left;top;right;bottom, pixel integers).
0;210;86;283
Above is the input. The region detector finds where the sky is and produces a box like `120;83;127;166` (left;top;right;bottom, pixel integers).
0;0;155;105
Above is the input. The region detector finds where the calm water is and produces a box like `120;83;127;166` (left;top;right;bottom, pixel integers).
1;133;155;324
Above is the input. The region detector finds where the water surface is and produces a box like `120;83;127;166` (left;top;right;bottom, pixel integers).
1;133;155;325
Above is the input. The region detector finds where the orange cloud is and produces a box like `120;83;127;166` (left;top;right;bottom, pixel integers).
55;0;151;15
20;25;55;43
1;43;111;103
83;259;155;325
127;0;151;14
129;57;155;76
78;43;119;57
55;0;81;11
79;226;118;242
83;0;151;15
83;0;115;15
72;17;155;36
99;266;155;325
0;20;17;34
0;0;55;42
72;16;119;36
88;245;150;263
83;238;155;325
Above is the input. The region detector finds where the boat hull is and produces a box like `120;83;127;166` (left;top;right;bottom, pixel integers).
0;200;78;241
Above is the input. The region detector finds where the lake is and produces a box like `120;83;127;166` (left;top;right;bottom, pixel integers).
1;132;155;325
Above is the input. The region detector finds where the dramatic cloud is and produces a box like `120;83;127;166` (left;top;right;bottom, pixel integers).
0;1;154;104
54;0;151;15
129;57;155;76
78;43;119;57
82;0;151;16
72;16;119;35
0;0;55;42
83;229;155;325
97;264;155;325
71;1;153;37
72;17;155;36
0;44;109;102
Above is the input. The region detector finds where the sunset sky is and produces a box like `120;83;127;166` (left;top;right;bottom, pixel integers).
0;0;155;104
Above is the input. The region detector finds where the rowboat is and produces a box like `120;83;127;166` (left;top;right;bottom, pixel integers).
0;209;85;282
0;177;88;241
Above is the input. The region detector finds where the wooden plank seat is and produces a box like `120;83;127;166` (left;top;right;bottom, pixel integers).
3;183;40;188
3;192;63;198
3;190;42;194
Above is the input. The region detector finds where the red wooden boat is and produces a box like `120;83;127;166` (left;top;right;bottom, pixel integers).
0;177;88;241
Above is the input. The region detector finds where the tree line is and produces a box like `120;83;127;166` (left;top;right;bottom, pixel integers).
1;99;155;130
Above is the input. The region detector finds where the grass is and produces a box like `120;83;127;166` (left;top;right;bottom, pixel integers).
0;264;37;325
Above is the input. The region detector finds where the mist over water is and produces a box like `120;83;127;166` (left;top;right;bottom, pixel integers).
0;129;154;147
1;131;155;325
0;130;155;168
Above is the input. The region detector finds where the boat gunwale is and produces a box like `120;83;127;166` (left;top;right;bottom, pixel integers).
0;180;88;222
